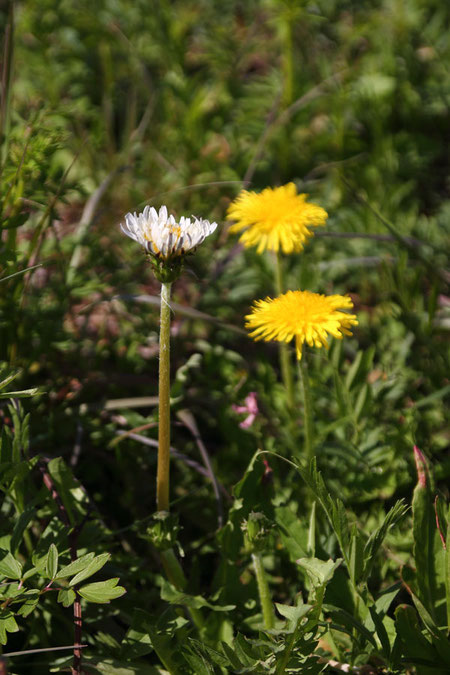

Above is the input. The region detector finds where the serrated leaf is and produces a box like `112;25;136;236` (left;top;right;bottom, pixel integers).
45;543;59;579
363;500;408;582
188;638;230;668
57;588;76;608
296;557;343;588
69;552;110;586
183;651;214;674
0;549;22;580
275;601;312;625
78;578;126;604
55;552;96;579
220;641;243;670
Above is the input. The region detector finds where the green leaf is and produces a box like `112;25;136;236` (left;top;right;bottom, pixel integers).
220;642;244;670
324;605;378;648
55;552;96;579
411;449;438;616
394;604;439;664
368;604;391;658
189;639;230;668
0;609;19;645
275;601;312;627
160;580;235;612
349;526;364;586
121;609;155;659
57;588;76;608
69;552;110;586
78;578;126;604
296;557;342;589
0;548;22;580
182;651;214;675
47;457;86;525
363;500;408;582
11;505;36;554
45;543;59;579
0;388;39;399
17;590;40;617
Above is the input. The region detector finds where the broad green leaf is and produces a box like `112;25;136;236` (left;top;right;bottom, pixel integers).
121;609;155;659
69;552;110;586
78;578;126;604
45;543;59;579
0;549;22;580
394;604;439;663
55;552;96;579
0;609;19;645
57;588;76;608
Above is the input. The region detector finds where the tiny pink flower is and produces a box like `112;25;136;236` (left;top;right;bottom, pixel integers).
232;392;259;429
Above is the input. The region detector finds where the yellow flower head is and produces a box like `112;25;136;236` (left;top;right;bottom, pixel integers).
246;290;358;360
227;183;327;254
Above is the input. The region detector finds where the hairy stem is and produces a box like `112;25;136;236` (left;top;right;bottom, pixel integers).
156;281;172;512
252;552;275;630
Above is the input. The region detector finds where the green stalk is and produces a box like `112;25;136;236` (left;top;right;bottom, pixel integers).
155;282;204;632
274;252;295;408
275;621;300;674
156;281;172;512
252;552;275;630
298;356;314;462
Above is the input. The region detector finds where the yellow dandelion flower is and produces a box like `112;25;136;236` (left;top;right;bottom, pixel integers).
246;290;358;360
227;183;327;254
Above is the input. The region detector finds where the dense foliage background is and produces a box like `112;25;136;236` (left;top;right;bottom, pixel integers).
0;0;449;673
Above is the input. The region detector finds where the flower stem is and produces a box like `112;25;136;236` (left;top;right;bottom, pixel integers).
155;283;204;632
252;552;275;630
274;252;295;409
157;281;172;512
298;356;314;462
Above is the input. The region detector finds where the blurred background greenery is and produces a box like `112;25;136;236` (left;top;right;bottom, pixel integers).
0;0;449;671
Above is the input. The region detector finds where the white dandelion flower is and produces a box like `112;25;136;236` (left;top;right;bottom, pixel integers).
121;205;217;260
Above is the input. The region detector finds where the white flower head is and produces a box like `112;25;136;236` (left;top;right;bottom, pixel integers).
121;205;217;261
